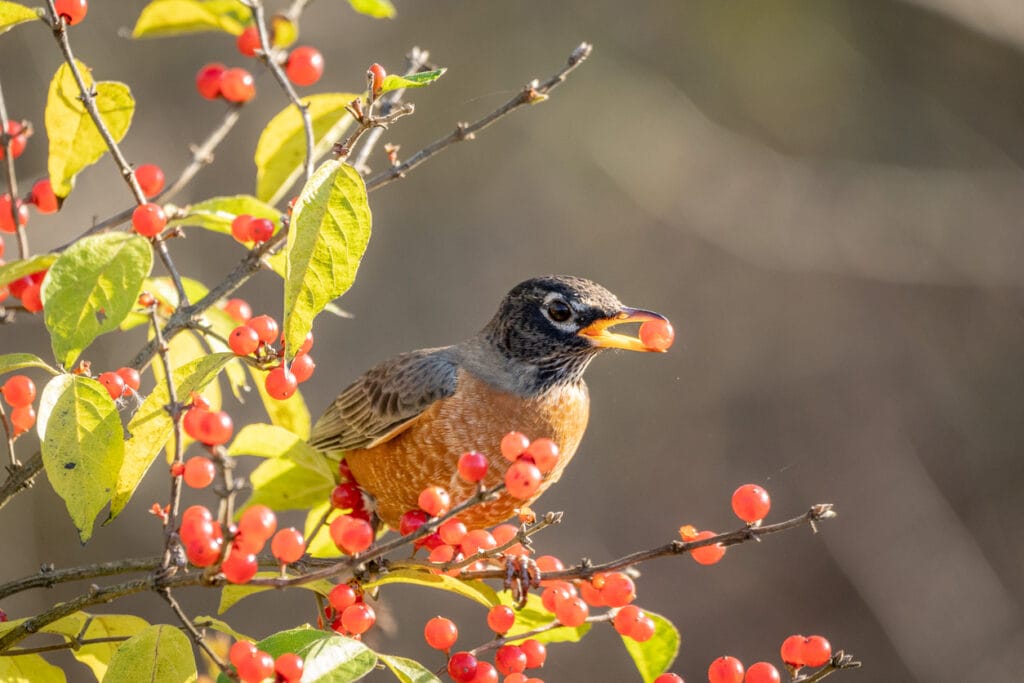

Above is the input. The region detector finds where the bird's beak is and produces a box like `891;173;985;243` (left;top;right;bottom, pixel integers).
577;307;671;352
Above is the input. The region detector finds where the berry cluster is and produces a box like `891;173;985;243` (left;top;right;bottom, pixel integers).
230;214;276;245
500;432;560;499
96;367;141;400
702;633;832;683
780;633;832;671
1;268;46;313
196;63;256;104
229;639;303;683
324;582;376;636
444;640;546;683
182;393;234;446
224;310;315;399
1;375;36;437
677;483;774;567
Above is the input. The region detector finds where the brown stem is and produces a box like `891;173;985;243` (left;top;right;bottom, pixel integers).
0;556;161;601
0;635;129;657
0;402;17;468
158;588;228;672
0;450;41;512
366;42;593;192
0;74;28;259
150;305;185;571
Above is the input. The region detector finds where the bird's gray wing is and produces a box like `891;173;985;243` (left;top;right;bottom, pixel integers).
308;347;459;453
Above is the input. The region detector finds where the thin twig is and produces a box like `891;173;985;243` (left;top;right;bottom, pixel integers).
158;588;229;672
0;450;41;512
366;42;593;192
150;304;185;572
0;556;161;601
283;0;313;23
0;403;18;468
0;635;129;656
247;0;314;182
0;75;28;259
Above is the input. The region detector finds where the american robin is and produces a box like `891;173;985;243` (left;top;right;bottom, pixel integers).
309;275;670;529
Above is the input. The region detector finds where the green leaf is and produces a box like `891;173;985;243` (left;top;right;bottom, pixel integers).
71;614;149;680
379;654;441;683
377;69;446;96
38;375;123;543
283;160;371;361
0;654;66;683
255;93;359;206
364;569;500;608
167;194;281;237
347;0;395;18
192;615;252;643
150;330;222;458
0;353;58;377
132;0;246;38
0;613;87;640
45;61;134;198
218;572;333;614
258;628;376;683
232;425;334;512
227;423;307;458
0;253;58;288
102;624;197;683
246;365;310;438
620;610;680;683
110;353;233;521
499;592;592;645
42;233;152;369
0;2;40;35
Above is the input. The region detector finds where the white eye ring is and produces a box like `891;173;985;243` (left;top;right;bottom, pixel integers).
541;293;575;328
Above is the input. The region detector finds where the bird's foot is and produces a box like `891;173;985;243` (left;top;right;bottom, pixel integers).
504;555;540;608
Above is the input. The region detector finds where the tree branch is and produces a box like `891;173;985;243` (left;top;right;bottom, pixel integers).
0;450;42;512
365;41;592;192
0;556;161;601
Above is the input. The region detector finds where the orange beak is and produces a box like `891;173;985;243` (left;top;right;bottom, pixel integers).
577;307;671;352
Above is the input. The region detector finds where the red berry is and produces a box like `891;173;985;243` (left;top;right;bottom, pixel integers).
221;68;256;103
398;509;428;536
418;485;451;517
536;555;564;574
334;515;374;554
423;616;458;650
457;451;488;482
2;375;35;407
330;483;363;511
486;605;515;634
613;605;645;636
96;371;126;399
131;203;166;237
53;0;87;25
236;25;261;57
438;518;467;546
185;535;222;568
248;217;274;243
578;578;606;607
554;596;588;627
468;661;498;683
707;656;744;683
229;640;257;669
495;645;527;675
180;515;217;546
800;635;832;667
182;504;212;526
0;194;29;233
195;63;226;100
598;572;636;608
460;528;496;557
137;291;156;308
328;583;358;612
689;530;726;565
367;63;386;96
249;315;279;343
520;639;546;669
525;437;559;473
170;462;185;477
631;615;656;642
731;484;771;523
223;298;252;323
183;457;216;488
780;635;805;667
274;653;304;683
744;662;780;683
228;325;260;355
221;550;258;584
10;405;35;436
500;431;530;461
491;523;527;556
446;652;477;682
230;214;254;243
0;121;27;160
235;648;274;683
134;164;165;198
341;602;375;635
291;353;315;383
540;583;572;613
505;460;542;499
286;46;324;86
265;367;297;400
238;504;277;542
639;319;674;351
20;283;42;312
297;331;314;355
115;367;140;392
232;529;264;555
197;410;233;445
182;406;207;441
428;543;456;565
271;527;305;563
654;675;683;683
30;179;58;214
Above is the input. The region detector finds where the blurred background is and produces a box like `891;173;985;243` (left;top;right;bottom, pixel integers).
2;1;1024;681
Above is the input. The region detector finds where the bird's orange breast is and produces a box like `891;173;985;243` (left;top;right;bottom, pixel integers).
345;369;590;529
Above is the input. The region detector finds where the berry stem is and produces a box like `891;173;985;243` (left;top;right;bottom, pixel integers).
157;586;230;673
793;652;863;683
0;402;18;468
0;75;28;260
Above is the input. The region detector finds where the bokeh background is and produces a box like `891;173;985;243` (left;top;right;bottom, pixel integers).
3;1;1024;681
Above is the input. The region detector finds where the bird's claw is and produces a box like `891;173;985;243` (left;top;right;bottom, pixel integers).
504;555;539;608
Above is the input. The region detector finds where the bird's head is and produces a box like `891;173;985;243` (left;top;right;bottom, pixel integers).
479;275;671;388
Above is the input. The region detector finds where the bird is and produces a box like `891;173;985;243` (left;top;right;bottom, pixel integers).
308;275;671;529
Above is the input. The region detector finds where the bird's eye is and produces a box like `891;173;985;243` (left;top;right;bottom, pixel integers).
546;299;572;322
